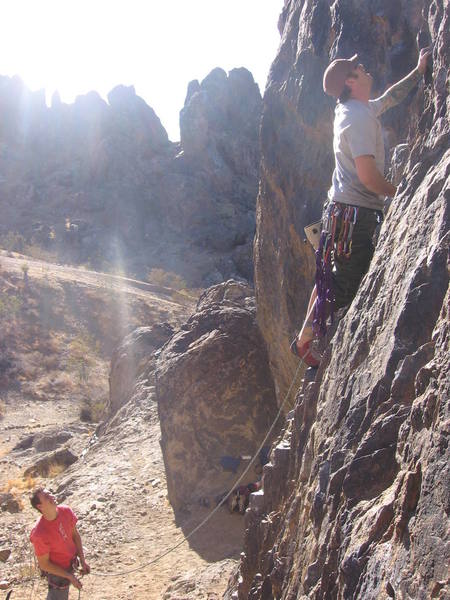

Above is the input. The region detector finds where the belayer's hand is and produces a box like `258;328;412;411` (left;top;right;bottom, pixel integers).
81;560;91;574
70;574;83;590
417;47;432;74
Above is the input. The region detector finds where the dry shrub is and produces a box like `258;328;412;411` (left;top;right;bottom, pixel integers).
39;372;74;394
50;372;73;389
147;268;187;290
80;395;107;423
170;287;201;305
19;365;39;382
21;262;29;281
79;405;92;422
0;232;26;253
67;333;97;382
4;474;37;494
42;355;60;371
21;372;75;401
0;293;23;317
17;561;40;579
24;244;58;263
37;336;61;355
46;463;67;478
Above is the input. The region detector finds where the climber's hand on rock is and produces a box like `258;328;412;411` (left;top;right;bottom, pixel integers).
417;47;432;74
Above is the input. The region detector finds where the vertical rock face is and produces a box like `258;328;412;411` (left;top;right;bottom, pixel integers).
254;0;335;398
238;0;449;598
254;0;441;399
155;281;278;511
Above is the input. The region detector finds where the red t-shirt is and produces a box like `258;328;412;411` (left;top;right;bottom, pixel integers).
30;505;78;569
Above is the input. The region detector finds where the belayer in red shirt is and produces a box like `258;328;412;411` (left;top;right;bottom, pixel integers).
30;488;90;599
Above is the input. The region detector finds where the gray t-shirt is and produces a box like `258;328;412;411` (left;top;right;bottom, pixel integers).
328;98;385;211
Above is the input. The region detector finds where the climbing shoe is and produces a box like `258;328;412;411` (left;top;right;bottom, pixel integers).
290;338;321;368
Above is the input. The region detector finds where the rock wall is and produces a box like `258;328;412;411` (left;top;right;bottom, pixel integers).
0;68;261;286
155;281;278;511
235;0;449;598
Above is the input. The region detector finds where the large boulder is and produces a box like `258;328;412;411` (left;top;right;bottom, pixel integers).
155;281;278;511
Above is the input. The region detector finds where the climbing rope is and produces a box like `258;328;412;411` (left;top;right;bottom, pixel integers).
8;360;304;590
28;578;35;600
28;554;36;600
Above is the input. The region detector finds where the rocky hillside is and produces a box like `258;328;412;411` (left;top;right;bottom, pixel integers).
0;67;261;286
232;0;449;598
0;256;242;599
0;250;192;422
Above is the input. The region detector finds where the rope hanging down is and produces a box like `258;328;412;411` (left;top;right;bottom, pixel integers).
9;361;304;590
91;360;303;579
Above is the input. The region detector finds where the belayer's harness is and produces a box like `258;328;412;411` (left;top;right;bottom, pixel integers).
45;556;80;590
313;201;358;337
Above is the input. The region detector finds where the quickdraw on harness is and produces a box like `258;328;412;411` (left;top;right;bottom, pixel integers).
313;202;358;337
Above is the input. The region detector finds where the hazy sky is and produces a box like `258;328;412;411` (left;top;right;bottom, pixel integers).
0;1;283;140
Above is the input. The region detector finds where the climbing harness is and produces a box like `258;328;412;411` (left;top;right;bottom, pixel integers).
46;556;80;590
7;555;83;598
313;201;358;337
9;362;303;590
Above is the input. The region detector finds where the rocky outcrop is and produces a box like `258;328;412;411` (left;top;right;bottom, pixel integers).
109;323;174;415
0;69;261;286
0;548;11;563
234;0;449;598
24;448;78;478
155;281;278;511
13;430;73;453
181;67;261;176
0;493;20;514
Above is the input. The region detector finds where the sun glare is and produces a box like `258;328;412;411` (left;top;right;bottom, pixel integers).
0;0;282;139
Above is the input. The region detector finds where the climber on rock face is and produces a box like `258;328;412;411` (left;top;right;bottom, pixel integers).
291;47;432;368
29;488;90;599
